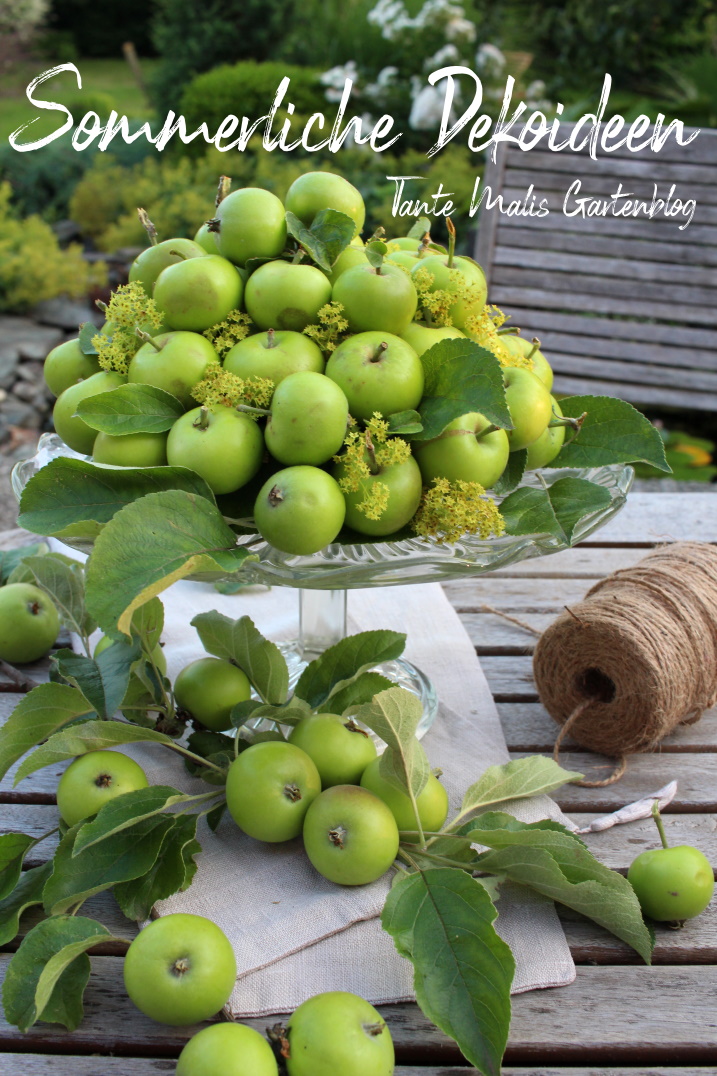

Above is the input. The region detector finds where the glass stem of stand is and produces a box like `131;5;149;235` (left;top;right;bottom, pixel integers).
298;589;348;660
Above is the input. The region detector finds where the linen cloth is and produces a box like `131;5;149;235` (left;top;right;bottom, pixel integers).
98;577;576;1015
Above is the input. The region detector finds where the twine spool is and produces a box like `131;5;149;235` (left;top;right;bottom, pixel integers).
533;542;717;786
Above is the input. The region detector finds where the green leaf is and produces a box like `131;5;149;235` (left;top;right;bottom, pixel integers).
84;490;256;636
545;477;611;542
457;757;583;822
114;814;201;921
51;639;141;719
78;322;98;355
2;915;113;1031
18;457;217;539
493;450;526;497
412;339;512;442
76;383;184;435
0;683;95;784
0;862;52;946
0;833;38;901
72;785;202;854
499;486;562;539
552;396;670;472
23;553;95;640
382;868;514;1076
310;208;356;266
14;720;175;784
330;671;396;714
352;687;428;799
0;542;48;584
191;611;289;705
407;216;431;239
43;816;175;915
365;240;388;270
469;813;653;964
295;630;406;710
130;597;164;652
385;410;423;435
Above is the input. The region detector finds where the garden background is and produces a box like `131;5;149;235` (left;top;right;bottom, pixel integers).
0;0;715;526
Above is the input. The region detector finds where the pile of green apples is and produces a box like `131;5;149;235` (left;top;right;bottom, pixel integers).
43;170;561;556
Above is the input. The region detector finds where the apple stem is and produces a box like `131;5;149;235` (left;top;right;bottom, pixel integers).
168;248;190;261
266;328;277;349
652;799;671;849
372;341;389;364
292;248;305;264
137;207;158;246
205;217;220;234
365;432;380;475
446;217;456;268
194;407;211;431
165;741;229;775
475;423;500;440
95;299;108;314
417;231;432;256
216;174;231;208
497;327;521;336
526;337;542;360
135;329;163;353
236;403;270;417
549;410;587;435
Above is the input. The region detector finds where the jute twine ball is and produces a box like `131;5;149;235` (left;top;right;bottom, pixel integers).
533;542;717;785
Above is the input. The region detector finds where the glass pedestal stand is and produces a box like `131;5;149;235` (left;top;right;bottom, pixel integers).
12;435;634;742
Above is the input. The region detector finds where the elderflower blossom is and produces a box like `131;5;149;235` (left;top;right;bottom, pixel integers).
303;302;349;353
424;43;460;70
475;43;506;77
202;310;252;359
413;478;505;544
191;366;273;411
363;66;399;101
335;415;412;520
91;282;163;374
320;62;360;102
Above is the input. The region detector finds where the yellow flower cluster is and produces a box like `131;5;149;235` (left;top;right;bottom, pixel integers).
203;310;252;358
92;283;163;375
335;414;412;521
412;478;505;544
303;302;349;353
191;366;274;411
464;305;531;369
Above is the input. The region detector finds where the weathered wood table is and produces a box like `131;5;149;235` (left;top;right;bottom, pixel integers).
1;490;716;1075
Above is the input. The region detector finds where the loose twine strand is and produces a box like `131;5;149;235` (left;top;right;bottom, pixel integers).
485;543;717;787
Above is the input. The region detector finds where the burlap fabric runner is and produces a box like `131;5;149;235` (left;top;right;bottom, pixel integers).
101;577;575;1016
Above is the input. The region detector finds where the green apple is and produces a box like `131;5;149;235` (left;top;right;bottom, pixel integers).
327;245;369;286
224;330;324;387
360;757;449;840
503;367;553;451
412;254;486;330
174;656;252;732
129;238;207;296
167;406;263;494
127;331;219;409
254;466;346;555
245;262;332;332
265;371;349;465
284;992;394;1076
400;322;465;358
56;749;148;827
302;784;399;886
214;188;287;267
502;335;554;390
285;171;365;236
44;338;101;397
325;332;424;421
226;741;321;842
92;431;168;467
525;397;565;469
385;250;419;271
177;1023;278;1076
53;370;126;455
288;714;377;787
413;413;510;489
0;582;59;664
332;263;417;336
194;222;220;255
154;255;243;332
334;453;423;537
123;913;237;1026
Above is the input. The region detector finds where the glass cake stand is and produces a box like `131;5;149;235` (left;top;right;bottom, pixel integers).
12;433;633;736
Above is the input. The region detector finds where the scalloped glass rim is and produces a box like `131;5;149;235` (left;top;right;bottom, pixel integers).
12;433;633;589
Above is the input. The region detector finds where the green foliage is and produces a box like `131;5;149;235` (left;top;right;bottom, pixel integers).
48;0;156;57
0;183;106;313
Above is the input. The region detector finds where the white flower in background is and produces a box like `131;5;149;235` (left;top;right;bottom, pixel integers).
475;42;506;77
444;16;476;41
410;74;424;100
368;0;415;40
0;0;48;37
525;80;547;103
409;82;456;130
424;43;460;70
321;61;360;103
363;66;399;101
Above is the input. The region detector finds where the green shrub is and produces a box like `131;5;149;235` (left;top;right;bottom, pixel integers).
0;183;107;313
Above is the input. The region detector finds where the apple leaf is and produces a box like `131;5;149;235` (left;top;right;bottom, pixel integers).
51;639;141;720
493;450;526;496
381;867;514;1076
114;814;201;921
454;757;584;828
352;687;429;799
78;322;98;355
0;833;39;902
76;383;184;435
43;815;176;915
552;396;670;472
84;490;256;636
412;339;512;442
0;542;48;584
330;671;396;714
544;476;612;542
407;216;431;239
500;478;613;543
0;862;53;947
22;553;96;641
18;457;216;539
191;611;289;706
72;785;210;855
2;915;117;1032
0;683;95;785
498;486;562;538
469;813;653;964
295;629;406;710
310;208;357;266
13;720;176;784
386;410;423;435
